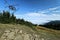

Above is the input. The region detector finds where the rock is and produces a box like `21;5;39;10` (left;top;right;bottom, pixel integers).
19;30;23;34
0;28;42;40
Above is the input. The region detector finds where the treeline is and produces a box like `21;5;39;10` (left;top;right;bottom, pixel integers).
1;11;60;30
0;11;35;27
39;20;60;30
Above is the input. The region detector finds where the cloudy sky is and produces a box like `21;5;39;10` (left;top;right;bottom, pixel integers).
0;0;60;24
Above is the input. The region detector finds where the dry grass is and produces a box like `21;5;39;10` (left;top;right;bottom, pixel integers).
35;26;60;40
36;26;60;34
0;24;60;40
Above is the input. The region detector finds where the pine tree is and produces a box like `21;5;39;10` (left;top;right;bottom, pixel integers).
10;13;16;23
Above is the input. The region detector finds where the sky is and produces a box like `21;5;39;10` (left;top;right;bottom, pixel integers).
0;0;60;24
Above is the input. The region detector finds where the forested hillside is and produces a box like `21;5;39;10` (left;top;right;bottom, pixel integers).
39;20;60;30
0;11;35;27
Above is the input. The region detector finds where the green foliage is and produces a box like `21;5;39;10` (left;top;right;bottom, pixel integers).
0;11;34;27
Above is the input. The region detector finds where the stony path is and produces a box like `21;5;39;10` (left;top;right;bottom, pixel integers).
0;28;43;40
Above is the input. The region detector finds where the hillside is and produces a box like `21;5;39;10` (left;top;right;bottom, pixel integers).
39;20;60;30
0;24;60;40
36;26;60;40
0;10;60;40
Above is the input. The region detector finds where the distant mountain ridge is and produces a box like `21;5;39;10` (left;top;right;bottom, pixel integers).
39;20;60;30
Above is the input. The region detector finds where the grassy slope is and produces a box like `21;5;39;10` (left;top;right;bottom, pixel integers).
0;24;35;37
35;26;60;40
0;24;60;40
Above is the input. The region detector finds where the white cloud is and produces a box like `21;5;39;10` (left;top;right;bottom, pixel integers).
52;10;60;12
15;12;60;24
15;6;60;24
38;10;49;14
38;6;60;14
25;13;40;16
25;12;47;17
49;6;60;10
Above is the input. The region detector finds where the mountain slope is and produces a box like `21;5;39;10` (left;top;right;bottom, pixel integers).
36;26;60;40
0;24;60;40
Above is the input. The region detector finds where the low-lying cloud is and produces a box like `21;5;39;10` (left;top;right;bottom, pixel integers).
15;6;60;24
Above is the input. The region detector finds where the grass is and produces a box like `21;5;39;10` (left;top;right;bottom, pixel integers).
0;24;60;40
0;24;35;36
35;26;60;40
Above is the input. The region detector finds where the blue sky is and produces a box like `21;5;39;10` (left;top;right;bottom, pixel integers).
0;0;60;24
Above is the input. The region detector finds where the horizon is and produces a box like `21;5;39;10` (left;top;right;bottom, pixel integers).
0;0;60;24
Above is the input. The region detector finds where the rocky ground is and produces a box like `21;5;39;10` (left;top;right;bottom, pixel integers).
0;24;60;40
